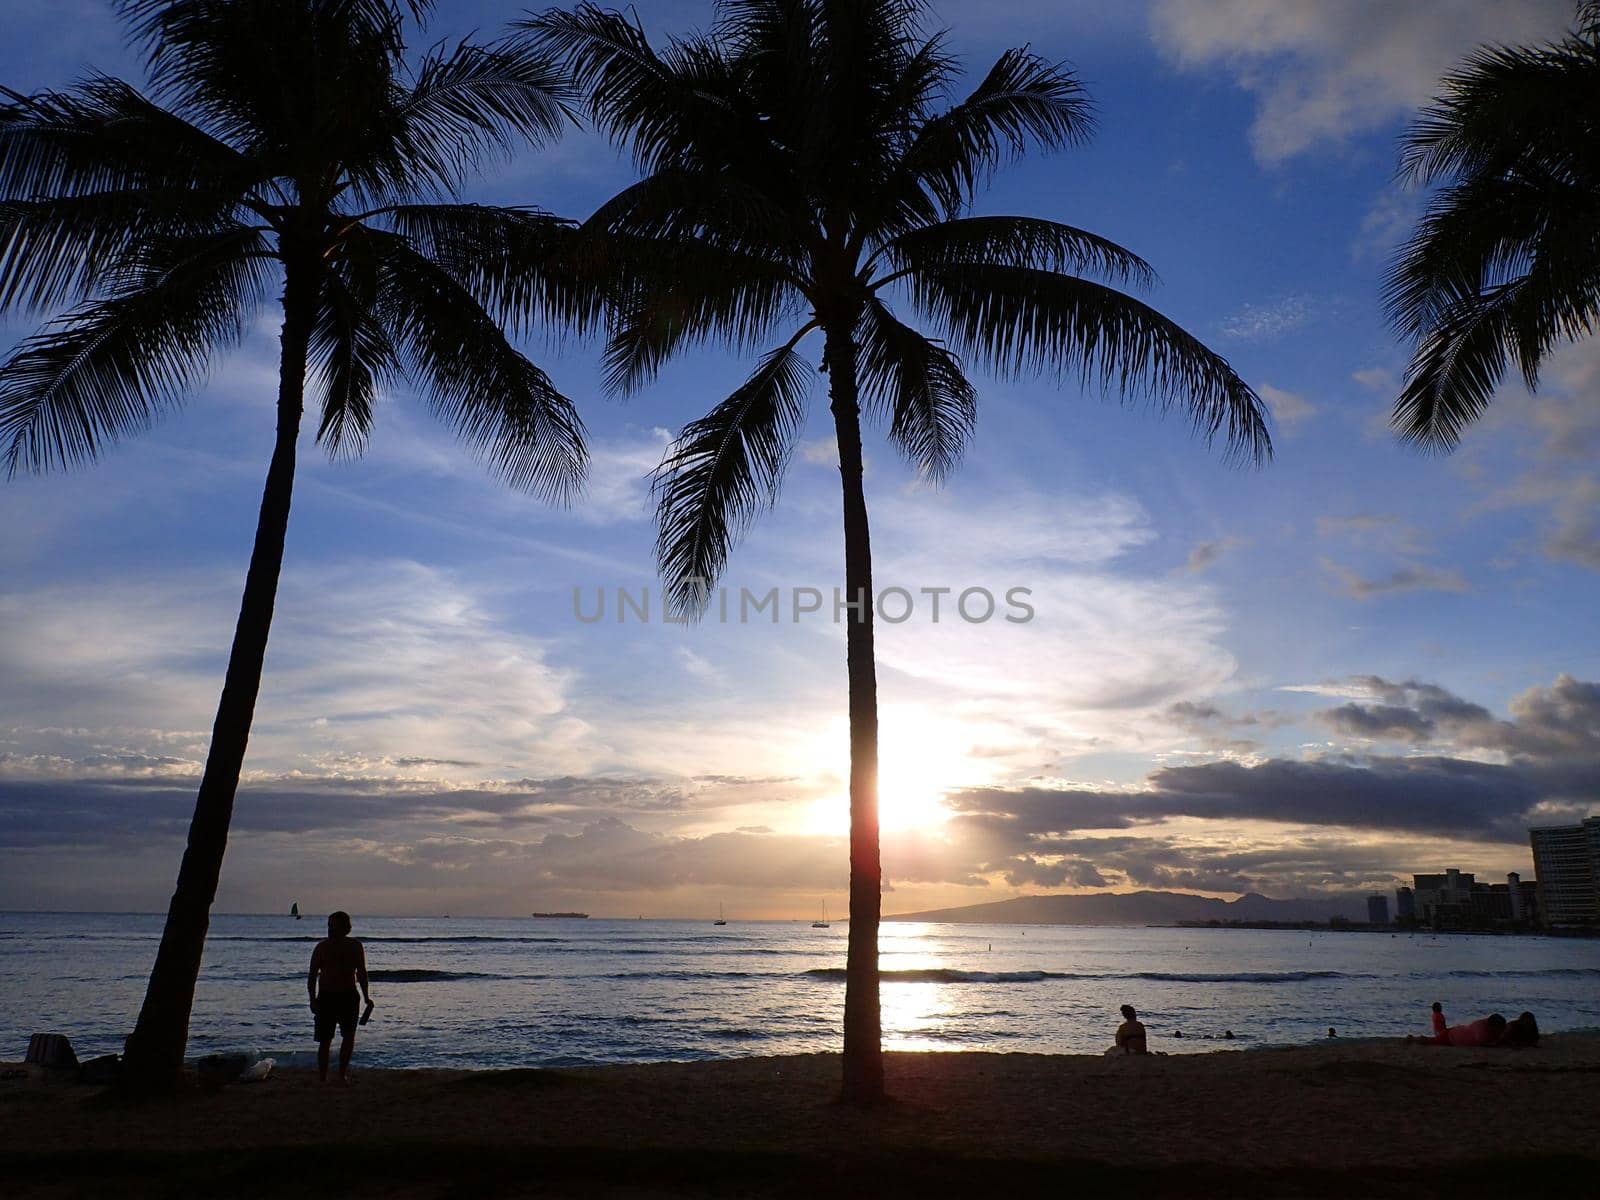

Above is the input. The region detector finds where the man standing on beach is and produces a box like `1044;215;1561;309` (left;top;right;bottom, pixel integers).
308;911;372;1085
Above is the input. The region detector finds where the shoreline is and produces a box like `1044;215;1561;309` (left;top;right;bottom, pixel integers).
6;1037;1600;1197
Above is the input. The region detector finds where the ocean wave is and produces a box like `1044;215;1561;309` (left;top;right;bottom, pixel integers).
366;968;507;982
1127;970;1358;984
1444;967;1600;980
804;967;1361;985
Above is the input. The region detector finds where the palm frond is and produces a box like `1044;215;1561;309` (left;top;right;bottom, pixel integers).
0;77;249;201
1391;284;1525;451
515;5;745;174
899;48;1093;215
0;225;271;474
585;169;808;265
387;38;576;198
602;241;805;395
1384;171;1577;341
881;215;1154;290
371;232;586;501
653;336;812;617
379;202;600;333
856;296;975;480
1399;36;1599;187
913;263;1270;463
311;253;400;458
0;186;244;313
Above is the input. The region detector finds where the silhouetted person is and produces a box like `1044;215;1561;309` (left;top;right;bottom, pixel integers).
1502;1011;1540;1047
1327;1027;1337;1038
308;911;372;1085
1431;1001;1447;1037
1114;1004;1148;1054
1223;1030;1235;1040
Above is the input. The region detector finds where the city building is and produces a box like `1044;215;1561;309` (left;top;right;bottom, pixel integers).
1409;869;1543;929
1530;817;1600;927
1411;869;1476;926
1367;894;1390;924
1395;885;1415;921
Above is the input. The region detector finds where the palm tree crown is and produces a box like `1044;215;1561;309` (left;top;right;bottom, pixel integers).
525;0;1269;613
1386;0;1600;450
0;0;594;1090
1;0;587;486
524;0;1269;1104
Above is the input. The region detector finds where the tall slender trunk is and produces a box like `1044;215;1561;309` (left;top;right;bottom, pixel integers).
120;256;316;1092
825;323;884;1105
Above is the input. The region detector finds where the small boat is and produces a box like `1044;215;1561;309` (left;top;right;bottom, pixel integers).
290;901;301;920
713;903;727;926
812;901;830;929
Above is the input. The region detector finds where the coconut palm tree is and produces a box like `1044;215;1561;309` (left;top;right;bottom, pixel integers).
0;0;590;1090
1387;0;1600;449
521;0;1270;1104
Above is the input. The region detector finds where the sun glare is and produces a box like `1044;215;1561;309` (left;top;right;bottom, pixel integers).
800;716;983;836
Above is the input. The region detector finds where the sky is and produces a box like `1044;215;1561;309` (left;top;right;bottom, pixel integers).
2;0;1597;918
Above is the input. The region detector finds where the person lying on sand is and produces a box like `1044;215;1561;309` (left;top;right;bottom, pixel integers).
1502;1012;1540;1047
1418;1012;1507;1047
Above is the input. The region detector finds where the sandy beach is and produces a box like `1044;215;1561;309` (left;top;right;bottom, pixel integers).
5;1036;1599;1197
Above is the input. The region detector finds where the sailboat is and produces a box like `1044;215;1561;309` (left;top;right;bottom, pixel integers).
290;901;301;920
713;903;727;926
812;901;829;929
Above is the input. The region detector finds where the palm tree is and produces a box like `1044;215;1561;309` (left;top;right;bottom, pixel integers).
1386;0;1600;449
0;0;589;1090
522;0;1270;1104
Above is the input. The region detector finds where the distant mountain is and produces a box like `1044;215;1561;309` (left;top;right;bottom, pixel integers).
884;890;1367;925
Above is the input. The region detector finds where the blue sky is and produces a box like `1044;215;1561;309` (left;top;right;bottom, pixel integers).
2;0;1597;917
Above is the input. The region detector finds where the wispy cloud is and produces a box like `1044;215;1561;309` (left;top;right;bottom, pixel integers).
1219;295;1311;342
1320;558;1471;599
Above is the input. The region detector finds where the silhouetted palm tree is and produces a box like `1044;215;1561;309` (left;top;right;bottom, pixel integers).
1387;0;1600;449
522;0;1270;1104
0;0;589;1090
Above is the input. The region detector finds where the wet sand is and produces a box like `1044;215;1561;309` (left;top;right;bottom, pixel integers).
4;1036;1599;1197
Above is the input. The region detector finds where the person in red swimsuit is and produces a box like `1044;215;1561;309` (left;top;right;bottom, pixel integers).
1435;1013;1506;1046
1431;1001;1448;1037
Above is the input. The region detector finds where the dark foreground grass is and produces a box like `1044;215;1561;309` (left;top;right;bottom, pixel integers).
3;1141;1596;1200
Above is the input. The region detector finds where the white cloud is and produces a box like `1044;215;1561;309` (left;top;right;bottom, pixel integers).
1258;383;1317;435
1149;0;1575;164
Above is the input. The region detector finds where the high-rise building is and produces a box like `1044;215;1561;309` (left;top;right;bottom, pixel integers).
1530;817;1600;926
1395;886;1415;920
1366;894;1390;924
1412;869;1476;925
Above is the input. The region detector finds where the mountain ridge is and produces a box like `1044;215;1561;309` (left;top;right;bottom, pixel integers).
883;889;1368;925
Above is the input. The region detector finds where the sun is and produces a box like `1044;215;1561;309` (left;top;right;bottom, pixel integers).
798;714;983;836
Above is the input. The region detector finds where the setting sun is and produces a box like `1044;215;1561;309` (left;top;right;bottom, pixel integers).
799;715;985;836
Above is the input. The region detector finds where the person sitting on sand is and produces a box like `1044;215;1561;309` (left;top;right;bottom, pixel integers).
1431;1012;1507;1047
1113;1004;1148;1055
1432;1001;1447;1037
308;911;373;1085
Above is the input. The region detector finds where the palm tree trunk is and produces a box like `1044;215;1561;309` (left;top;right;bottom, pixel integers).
120;256;317;1092
825;324;884;1106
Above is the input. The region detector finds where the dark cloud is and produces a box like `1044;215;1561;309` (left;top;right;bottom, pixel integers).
1322;560;1471;599
1320;702;1436;742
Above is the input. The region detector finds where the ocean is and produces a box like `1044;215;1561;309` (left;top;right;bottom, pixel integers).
4;912;1599;1068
